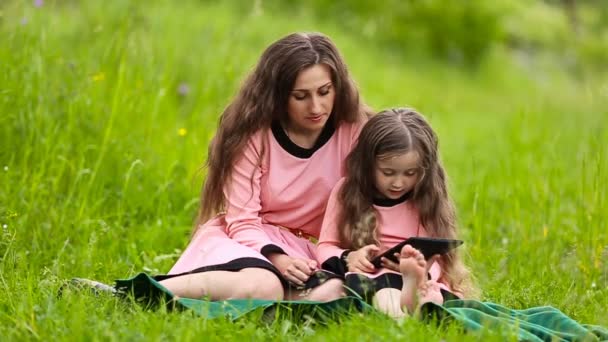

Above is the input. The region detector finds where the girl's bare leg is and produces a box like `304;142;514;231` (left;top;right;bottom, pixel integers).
418;280;444;306
158;268;284;301
373;288;407;319
399;245;427;314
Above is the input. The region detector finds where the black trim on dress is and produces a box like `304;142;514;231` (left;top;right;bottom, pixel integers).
152;257;341;292
343;272;460;303
372;190;413;207
321;255;348;276
261;244;286;257
270;117;336;159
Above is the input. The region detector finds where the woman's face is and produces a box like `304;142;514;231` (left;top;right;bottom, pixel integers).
286;64;335;135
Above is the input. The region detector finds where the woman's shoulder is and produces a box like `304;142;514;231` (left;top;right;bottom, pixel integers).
241;128;271;156
338;118;364;129
336;113;367;138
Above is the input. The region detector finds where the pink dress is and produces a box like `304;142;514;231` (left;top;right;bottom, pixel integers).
317;178;457;300
162;119;365;288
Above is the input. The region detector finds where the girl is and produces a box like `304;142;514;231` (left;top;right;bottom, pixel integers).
153;32;372;301
317;108;476;318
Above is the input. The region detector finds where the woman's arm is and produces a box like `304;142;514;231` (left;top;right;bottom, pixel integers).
223;135;291;256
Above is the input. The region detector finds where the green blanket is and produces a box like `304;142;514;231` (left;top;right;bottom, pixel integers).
116;273;608;341
422;300;608;342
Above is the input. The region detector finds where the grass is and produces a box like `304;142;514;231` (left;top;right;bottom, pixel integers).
1;0;607;340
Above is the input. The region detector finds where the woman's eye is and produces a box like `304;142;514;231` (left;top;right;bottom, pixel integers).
293;94;307;100
319;86;332;96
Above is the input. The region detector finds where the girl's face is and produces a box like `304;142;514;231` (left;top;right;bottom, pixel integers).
286;63;335;135
374;151;422;200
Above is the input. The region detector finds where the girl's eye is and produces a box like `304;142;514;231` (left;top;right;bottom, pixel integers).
319;88;330;96
382;171;394;176
405;169;419;176
293;94;307;100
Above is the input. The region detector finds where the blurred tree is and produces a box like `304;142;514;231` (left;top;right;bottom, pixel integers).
282;0;508;67
221;0;608;72
562;0;580;34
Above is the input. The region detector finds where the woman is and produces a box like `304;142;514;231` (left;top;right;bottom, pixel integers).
155;32;371;301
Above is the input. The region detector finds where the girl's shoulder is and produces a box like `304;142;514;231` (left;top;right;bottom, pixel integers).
334;176;347;189
329;177;347;198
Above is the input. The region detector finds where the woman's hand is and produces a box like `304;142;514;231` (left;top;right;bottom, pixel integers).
346;244;380;273
267;253;317;287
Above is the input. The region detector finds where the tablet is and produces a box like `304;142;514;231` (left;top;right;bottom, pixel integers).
370;237;463;268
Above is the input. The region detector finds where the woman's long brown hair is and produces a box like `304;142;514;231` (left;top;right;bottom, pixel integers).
338;108;478;297
196;32;369;228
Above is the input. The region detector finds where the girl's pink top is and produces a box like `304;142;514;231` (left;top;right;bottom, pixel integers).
317;178;455;295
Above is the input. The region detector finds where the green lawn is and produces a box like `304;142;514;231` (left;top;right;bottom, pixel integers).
1;1;606;340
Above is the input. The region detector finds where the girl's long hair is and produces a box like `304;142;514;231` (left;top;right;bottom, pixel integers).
196;32;369;228
338;108;478;297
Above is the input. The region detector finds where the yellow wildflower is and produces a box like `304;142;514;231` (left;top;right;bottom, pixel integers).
92;72;105;82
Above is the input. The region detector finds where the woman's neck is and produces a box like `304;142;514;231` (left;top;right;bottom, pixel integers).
284;124;322;149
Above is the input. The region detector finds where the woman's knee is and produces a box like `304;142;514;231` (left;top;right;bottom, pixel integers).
158;269;284;300
236;269;284;300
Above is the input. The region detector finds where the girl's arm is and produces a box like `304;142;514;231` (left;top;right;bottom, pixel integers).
223;135;291;256
316;179;350;272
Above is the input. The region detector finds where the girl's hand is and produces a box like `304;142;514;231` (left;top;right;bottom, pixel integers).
268;253;317;286
380;252;401;272
346;245;380;273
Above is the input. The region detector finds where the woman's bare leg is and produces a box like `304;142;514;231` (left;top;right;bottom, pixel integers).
159;268;284;301
284;278;345;302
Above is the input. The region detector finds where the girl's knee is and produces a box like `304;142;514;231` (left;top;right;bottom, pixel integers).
372;288;406;319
